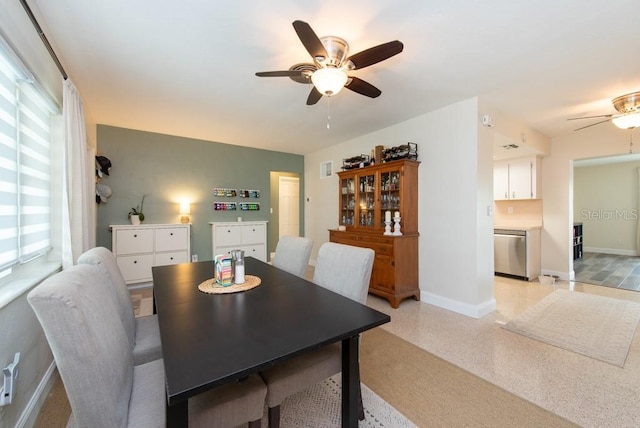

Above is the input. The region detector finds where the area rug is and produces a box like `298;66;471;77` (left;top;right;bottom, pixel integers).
503;289;640;367
360;328;576;427
264;374;415;427
132;294;153;317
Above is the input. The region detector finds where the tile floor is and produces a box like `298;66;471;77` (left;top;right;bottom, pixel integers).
367;276;640;428
574;252;640;291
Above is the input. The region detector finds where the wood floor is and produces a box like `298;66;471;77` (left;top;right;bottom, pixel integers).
574;252;640;291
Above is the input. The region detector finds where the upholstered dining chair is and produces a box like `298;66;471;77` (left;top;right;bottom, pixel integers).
260;242;375;427
28;264;267;428
77;246;161;365
271;236;313;278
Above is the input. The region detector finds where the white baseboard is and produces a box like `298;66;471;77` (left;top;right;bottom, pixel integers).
421;291;496;319
127;281;153;290
584;247;638;256
16;360;57;428
540;269;573;281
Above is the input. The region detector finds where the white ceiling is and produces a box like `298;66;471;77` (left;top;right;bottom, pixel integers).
30;0;640;155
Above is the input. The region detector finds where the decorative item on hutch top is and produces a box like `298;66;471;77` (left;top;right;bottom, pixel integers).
331;157;420;308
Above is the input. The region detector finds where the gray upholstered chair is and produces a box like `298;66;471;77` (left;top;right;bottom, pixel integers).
77;246;161;365
271;236;313;278
260;242;375;427
28;264;267;428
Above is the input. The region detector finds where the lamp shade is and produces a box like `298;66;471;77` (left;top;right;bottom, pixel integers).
311;67;348;96
612;112;640;129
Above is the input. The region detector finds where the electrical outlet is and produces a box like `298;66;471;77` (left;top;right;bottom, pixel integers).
507;206;514;214
0;353;20;407
191;254;198;262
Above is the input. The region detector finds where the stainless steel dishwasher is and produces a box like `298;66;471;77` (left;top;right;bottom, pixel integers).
494;229;527;278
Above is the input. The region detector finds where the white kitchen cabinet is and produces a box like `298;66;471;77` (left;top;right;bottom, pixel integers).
493;161;510;200
110;223;191;285
210;221;268;262
494;156;540;200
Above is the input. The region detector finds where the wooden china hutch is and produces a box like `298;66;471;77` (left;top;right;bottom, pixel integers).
329;159;420;308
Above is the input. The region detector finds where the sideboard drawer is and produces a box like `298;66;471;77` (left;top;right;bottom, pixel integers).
155;227;189;252
155;251;188;267
116;254;154;283
241;224;266;244
214;225;242;247
115;229;154;255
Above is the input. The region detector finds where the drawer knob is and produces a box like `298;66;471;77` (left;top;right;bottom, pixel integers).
134;234;137;238
170;232;173;236
134;260;137;264
170;257;174;260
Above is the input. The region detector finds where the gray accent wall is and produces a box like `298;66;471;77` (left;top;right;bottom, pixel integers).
96;125;304;260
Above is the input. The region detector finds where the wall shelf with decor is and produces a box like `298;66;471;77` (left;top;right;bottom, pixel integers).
329;159;420;308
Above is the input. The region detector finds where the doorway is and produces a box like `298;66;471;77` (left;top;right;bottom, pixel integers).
269;172;302;259
278;176;300;237
573;154;640;291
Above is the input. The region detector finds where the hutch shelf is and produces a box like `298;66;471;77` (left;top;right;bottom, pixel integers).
329;159;420;308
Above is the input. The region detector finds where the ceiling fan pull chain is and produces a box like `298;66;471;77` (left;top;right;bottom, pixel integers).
630;129;634;154
326;96;331;130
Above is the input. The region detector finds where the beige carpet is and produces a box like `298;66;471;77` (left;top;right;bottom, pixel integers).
503;289;640;367
360;328;576;428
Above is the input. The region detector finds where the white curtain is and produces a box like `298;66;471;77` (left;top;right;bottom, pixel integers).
61;78;95;268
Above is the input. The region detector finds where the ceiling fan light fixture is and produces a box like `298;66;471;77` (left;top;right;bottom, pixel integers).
612;112;640;129
311;67;348;96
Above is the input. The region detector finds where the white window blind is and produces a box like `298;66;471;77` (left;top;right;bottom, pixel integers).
0;45;52;273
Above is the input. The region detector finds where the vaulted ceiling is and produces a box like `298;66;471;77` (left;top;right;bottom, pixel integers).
30;0;640;155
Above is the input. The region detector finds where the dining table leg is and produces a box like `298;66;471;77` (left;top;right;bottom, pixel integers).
166;399;188;428
341;334;360;428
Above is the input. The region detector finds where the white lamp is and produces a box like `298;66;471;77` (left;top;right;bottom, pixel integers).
311;67;348;96
179;202;191;224
612;112;640;129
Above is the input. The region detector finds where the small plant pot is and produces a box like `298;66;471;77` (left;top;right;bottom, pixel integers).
130;215;140;225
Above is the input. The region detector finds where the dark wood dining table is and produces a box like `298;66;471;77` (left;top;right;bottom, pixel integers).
152;257;390;427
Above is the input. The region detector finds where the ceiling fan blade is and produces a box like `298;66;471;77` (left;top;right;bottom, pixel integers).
346;40;404;70
573;118;612;131
256;70;305;78
292;20;328;61
567;114;614;121
345;77;382;98
306;87;323;105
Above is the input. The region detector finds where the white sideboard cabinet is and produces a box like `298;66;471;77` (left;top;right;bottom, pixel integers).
110;223;191;285
210;221;268;262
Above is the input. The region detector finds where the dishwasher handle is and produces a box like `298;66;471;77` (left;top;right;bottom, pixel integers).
495;233;526;239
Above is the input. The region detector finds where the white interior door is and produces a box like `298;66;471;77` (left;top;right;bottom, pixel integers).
279;176;300;238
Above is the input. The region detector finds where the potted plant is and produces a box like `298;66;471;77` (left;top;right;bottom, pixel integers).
128;194;149;225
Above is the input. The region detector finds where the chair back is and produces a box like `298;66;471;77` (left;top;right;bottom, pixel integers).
28;264;134;427
312;242;374;304
272;236;313;278
78;246;135;349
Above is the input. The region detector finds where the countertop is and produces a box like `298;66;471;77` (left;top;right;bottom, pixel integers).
494;225;543;231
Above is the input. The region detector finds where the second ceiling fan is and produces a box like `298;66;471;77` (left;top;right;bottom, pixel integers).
256;20;403;105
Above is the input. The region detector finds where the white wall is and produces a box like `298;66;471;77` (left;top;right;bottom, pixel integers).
542;124;633;279
305;97;496;318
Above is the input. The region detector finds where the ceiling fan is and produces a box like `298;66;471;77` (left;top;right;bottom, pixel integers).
255;20;403;105
568;91;640;131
